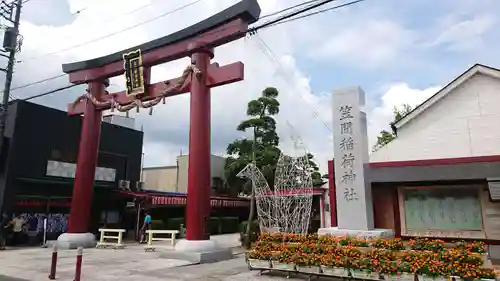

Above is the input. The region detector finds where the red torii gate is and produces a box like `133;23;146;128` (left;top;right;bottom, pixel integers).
57;0;261;249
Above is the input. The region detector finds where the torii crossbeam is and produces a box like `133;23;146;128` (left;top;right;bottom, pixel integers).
57;0;261;250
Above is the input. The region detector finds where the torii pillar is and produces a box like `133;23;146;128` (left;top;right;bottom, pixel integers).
56;0;261;252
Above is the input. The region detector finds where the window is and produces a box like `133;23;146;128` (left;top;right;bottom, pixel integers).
402;187;482;231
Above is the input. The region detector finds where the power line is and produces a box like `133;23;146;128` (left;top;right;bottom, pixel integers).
21;0;327;63
20;0;204;62
14;0;368;102
259;0;322;19
9;73;66;91
252;34;333;133
265;0;366;28
8;0;355;92
22;83;79;101
2;0;205;94
7;0;321;92
250;0;341;32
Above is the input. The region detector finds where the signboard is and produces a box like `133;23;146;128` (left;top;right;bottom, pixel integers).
46;160;116;182
332;86;374;230
123;49;145;97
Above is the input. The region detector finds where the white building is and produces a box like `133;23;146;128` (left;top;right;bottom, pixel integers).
371;64;500;162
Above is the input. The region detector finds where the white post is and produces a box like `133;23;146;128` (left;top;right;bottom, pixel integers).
43;218;48;246
332;86;374;230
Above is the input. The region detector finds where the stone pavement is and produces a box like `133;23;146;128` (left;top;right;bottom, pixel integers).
0;234;305;281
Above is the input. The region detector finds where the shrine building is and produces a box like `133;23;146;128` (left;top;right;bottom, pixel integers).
324;64;500;255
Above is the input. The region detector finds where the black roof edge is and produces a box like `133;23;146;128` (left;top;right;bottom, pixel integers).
62;0;261;74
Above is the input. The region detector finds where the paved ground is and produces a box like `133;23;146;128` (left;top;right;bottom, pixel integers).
0;234;306;281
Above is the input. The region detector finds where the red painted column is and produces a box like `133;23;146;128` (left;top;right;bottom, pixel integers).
186;50;212;240
67;81;104;233
328;160;337;227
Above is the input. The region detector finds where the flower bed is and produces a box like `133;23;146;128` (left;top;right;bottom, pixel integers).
247;234;497;280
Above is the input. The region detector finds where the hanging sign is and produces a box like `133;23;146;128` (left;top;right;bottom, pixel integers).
123;49;145;97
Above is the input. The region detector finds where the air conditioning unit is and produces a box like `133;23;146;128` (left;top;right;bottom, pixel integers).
118;180;130;190
136;181;145;191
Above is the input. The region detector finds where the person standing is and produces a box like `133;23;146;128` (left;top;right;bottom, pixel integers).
12;214;25;246
0;213;10;250
140;211;152;243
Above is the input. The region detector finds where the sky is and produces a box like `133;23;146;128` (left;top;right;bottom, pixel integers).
2;0;499;173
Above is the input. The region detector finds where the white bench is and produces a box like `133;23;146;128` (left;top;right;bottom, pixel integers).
96;228;126;249
144;230;180;252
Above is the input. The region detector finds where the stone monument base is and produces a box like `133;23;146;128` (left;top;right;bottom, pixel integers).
161;239;233;264
55;233;96;249
318;227;395;239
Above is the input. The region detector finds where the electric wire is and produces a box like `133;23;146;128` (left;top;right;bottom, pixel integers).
7;0;349;93
11;0;367;102
259;0;322;19
20;0;204;62
252;33;333;133
3;0;205;94
265;0;366;28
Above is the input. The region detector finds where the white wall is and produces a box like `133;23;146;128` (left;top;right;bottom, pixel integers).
371;73;500;162
176;154;226;194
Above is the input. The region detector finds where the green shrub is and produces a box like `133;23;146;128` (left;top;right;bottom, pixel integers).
165;217;184;230
218;217;239;233
239;220;260;246
207;217;220;235
151;219;167;230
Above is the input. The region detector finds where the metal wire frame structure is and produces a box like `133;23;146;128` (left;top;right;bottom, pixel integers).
237;163;278;231
273;152;314;234
238;152;314;235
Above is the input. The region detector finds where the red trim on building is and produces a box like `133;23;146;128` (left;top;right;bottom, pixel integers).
259;187;325;197
370;155;500;168
116;190;249;207
328;160;337;227
14;201;71;207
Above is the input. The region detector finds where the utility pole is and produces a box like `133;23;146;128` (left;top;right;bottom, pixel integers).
0;0;23;151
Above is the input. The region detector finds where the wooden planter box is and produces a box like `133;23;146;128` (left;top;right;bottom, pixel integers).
320;266;350;277
384;273;414;281
247;259;271;269
351;269;381;280
296;265;320;274
271;261;295;271
417;275;447;281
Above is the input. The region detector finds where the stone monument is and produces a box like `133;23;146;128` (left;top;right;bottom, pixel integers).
318;86;394;238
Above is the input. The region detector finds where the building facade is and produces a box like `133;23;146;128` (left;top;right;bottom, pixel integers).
142;154;226;193
0;101;143;229
326;64;500;252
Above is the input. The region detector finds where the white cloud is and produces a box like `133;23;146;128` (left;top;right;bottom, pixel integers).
310;19;416;67
13;0;335;173
367;83;441;148
428;15;496;51
8;0;498;177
